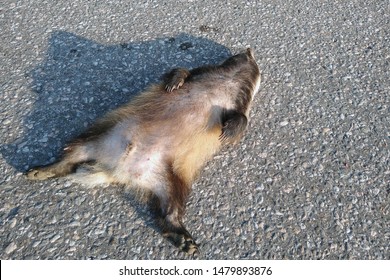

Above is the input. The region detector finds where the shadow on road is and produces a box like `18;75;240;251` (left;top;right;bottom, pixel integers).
2;31;231;172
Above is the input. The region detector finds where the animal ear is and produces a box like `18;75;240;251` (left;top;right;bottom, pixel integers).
246;48;254;58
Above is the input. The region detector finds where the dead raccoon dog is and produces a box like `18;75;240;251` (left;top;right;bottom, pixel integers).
27;48;261;254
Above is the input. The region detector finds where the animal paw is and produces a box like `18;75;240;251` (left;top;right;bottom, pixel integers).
178;235;199;255
165;78;185;92
163;231;199;255
163;68;190;92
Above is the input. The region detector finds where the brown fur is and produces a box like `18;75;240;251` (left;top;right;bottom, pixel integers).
26;48;261;254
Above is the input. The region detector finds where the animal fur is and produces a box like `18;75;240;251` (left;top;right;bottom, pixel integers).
26;48;261;254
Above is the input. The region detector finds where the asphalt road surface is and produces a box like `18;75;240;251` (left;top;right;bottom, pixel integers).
1;0;389;259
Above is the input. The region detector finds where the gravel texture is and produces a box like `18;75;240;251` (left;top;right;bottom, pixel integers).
1;0;389;259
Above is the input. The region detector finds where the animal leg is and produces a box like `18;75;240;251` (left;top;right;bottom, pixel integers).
163;68;190;92
151;167;198;254
26;142;95;180
219;110;248;143
158;207;198;255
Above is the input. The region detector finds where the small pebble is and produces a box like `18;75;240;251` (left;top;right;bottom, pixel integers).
5;242;17;254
